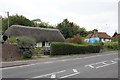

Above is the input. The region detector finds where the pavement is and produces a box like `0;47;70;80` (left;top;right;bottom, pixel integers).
1;51;119;79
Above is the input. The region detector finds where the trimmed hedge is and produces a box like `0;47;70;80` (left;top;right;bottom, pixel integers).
51;42;101;55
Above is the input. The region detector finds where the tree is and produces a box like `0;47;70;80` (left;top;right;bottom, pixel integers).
77;28;93;37
56;19;79;39
2;14;33;33
32;19;54;28
31;19;41;27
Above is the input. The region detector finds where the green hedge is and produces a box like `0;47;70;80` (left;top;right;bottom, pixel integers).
51;42;101;55
104;42;118;50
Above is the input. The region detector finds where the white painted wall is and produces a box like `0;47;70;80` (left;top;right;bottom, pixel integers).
45;42;51;47
101;38;111;42
36;42;42;47
36;42;51;47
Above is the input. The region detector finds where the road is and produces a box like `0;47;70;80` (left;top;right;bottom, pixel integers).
1;51;118;79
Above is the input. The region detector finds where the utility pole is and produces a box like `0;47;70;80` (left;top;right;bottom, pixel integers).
7;11;9;30
6;11;9;38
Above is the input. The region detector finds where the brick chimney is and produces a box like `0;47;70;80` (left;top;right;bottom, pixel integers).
93;29;98;37
93;29;98;34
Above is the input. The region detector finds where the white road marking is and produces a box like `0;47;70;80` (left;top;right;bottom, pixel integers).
102;62;107;65
85;60;107;68
43;61;54;64
85;65;94;68
33;70;66;78
60;72;80;78
60;59;69;61
1;53;117;70
51;74;56;78
96;62;117;69
85;58;118;69
110;60;117;63
73;69;78;73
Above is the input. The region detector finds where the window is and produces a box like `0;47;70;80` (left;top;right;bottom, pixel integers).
42;41;45;47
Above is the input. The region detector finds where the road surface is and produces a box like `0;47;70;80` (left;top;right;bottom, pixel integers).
1;51;118;79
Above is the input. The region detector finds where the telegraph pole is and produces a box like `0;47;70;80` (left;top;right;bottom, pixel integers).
7;11;9;38
7;12;9;30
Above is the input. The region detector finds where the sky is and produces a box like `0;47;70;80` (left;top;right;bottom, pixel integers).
0;0;119;36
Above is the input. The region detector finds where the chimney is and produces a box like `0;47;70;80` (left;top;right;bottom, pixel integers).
93;29;98;34
93;29;98;37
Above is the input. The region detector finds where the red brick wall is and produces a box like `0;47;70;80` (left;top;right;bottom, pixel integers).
2;44;23;61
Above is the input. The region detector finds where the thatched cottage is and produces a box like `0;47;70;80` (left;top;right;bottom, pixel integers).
3;25;65;47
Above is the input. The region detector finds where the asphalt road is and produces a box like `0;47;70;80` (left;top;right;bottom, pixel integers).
1;51;118;79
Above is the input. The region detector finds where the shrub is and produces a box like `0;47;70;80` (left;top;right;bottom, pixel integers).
17;36;36;58
94;42;104;49
51;42;101;55
104;42;118;50
7;37;17;43
69;34;83;44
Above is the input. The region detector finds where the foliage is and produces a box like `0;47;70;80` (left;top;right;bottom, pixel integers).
32;19;54;28
2;14;34;33
104;42;118;50
51;42;101;55
93;42;104;49
111;36;120;42
17;36;36;58
56;19;92;38
56;19;79;38
77;28;92;37
68;34;83;44
7;37;17;43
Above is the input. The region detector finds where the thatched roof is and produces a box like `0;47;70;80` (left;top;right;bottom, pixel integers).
3;25;65;42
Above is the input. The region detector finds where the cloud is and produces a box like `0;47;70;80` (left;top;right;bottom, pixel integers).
0;0;119;36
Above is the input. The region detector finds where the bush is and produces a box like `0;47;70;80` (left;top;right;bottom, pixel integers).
94;42;104;49
104;42;118;50
51;42;101;55
69;34;83;44
17;36;36;58
7;37;17;43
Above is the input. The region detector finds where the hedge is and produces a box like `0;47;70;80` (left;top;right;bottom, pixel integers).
51;42;101;55
104;42;118;50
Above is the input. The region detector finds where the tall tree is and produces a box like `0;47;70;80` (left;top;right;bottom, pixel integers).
56;19;79;38
2;14;33;33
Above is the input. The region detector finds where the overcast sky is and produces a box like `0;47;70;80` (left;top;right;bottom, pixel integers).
0;0;119;36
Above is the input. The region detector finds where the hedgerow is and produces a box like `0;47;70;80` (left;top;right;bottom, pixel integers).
51;42;101;55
